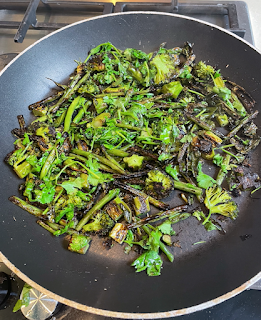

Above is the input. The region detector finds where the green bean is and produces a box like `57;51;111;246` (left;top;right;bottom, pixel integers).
64;96;82;132
173;180;203;196
115;123;143;131
113;181;169;210
216;154;231;186
185;113;215;131
54;109;66;127
73;100;91;124
40;147;56;180
9;196;43;216
49;70;91;113
37;220;55;234
72;149;125;174
127;205;188;229
107;149;130;157
32;115;48;124
76;188;120;231
101;145;125;172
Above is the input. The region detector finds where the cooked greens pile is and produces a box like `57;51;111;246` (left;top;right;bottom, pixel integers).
5;42;260;276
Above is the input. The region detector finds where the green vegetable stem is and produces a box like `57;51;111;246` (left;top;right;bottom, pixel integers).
76;188;120;231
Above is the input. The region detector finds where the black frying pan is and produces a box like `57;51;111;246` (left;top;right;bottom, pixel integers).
0;12;261;319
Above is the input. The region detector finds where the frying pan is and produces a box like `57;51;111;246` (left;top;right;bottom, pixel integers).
0;12;261;319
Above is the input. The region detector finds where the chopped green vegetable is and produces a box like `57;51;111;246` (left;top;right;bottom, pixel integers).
145;169;174;199
204;185;238;224
196;162;216;189
13;283;32;312
123;154;144;171
5;41;259;279
83;212;115;234
68;234;91;254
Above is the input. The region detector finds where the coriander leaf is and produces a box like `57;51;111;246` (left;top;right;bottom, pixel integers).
34;179;55;204
86;157;113;186
61;177;85;195
157;220;175;235
53;221;74;236
204;220;219;231
13;283;32;312
76;190;91;202
192;210;220;231
214;69;221;78
22;133;30;145
179;65;192;79
165;164;179;181
213;153;223;167
180;133;195;143
26;152;48;173
213;154;230;173
197;162;216;189
55;204;74;223
131;250;162;276
146;229;162;252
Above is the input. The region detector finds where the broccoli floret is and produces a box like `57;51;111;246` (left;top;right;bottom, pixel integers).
123;154;144;171
5;148;23;166
193;61;215;80
67;195;88;210
82;211;115;234
150;53;178;85
204;185;238;222
145;170;174;199
78;80;100;95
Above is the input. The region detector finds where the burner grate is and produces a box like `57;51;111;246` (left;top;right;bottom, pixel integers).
0;0;114;43
0;0;254;57
115;1;249;39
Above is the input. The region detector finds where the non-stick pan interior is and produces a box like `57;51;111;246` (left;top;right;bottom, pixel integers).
0;12;261;317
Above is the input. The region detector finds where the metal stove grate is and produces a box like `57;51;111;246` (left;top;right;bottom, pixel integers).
0;0;114;43
0;0;254;45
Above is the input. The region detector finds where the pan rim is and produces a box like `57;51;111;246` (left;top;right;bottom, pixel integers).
1;11;261;318
1;250;261;318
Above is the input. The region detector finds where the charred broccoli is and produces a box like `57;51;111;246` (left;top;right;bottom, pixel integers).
193;61;215;80
203;185;238;224
150;53;178;85
82;211;115;234
145;170;174;199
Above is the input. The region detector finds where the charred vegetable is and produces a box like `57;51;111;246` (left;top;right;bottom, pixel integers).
83;211;115;234
145;170;174;199
5;41;260;277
